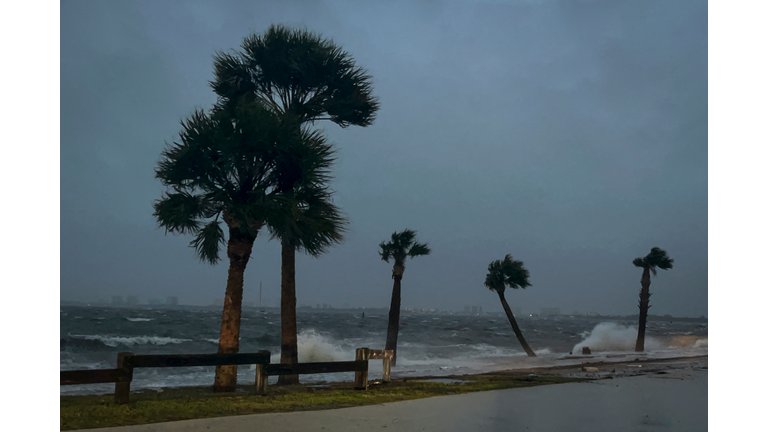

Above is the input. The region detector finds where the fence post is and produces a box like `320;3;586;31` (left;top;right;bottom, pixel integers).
114;352;133;405
382;350;392;382
354;347;370;390
254;363;268;395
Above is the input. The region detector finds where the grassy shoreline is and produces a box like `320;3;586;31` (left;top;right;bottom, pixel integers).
61;374;582;430
61;355;707;431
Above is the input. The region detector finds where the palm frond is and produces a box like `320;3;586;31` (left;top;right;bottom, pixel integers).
501;255;532;289
408;242;431;258
484;259;506;293
189;220;226;265
153;192;207;234
378;242;392;262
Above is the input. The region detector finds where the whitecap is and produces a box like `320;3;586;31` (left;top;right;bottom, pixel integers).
69;334;192;347
126;318;153;322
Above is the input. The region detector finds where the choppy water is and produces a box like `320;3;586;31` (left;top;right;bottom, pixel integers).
60;306;707;395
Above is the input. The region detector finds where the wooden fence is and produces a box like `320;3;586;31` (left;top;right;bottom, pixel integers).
60;348;394;404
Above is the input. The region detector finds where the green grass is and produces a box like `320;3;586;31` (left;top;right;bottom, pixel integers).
61;374;584;430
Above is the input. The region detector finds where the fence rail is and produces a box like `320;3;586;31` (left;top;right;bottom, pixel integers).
60;369;131;386
61;347;392;403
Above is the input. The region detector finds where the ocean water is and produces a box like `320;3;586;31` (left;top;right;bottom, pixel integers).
60;306;707;395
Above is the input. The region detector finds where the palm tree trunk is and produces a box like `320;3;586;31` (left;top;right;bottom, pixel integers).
278;242;300;385
213;229;254;392
635;267;652;352
385;270;403;366
498;291;536;357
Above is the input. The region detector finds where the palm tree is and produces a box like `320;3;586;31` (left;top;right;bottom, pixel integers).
267;134;346;385
632;247;674;352
379;230;431;365
153;101;314;392
210;24;379;128
210;26;379;377
484;255;536;357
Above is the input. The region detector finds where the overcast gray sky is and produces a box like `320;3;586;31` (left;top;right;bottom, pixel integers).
60;0;707;317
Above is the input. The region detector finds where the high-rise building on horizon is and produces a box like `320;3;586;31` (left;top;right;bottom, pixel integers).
166;296;178;306
126;295;138;305
111;295;124;306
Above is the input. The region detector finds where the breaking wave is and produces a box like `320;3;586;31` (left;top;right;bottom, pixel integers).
572;322;662;352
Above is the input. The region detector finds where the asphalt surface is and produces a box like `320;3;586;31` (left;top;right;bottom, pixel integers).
76;362;707;432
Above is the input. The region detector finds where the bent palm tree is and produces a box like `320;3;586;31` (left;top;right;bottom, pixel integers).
632;247;674;352
484;255;536;357
379;230;431;365
153;101;300;392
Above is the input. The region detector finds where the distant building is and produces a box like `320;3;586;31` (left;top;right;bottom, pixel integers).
148;298;163;305
540;307;561;316
166;296;178;306
244;301;254;308
464;306;471;313
111;296;124;306
212;299;224;307
126;296;138;305
471;306;478;314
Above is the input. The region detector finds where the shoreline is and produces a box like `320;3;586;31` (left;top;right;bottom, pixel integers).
61;355;706;430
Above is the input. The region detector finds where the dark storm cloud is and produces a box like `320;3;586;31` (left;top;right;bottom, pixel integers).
61;0;707;316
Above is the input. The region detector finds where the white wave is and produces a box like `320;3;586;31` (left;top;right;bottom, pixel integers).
70;334;192;347
694;338;708;348
572;322;662;353
297;329;351;362
126;318;153;322
203;338;219;344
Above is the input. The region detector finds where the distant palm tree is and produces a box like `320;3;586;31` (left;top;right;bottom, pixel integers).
484;255;536;357
153;101;326;392
379;230;431;365
267;134;346;385
632;247;674;352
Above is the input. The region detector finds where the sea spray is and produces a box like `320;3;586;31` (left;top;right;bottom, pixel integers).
572;322;662;353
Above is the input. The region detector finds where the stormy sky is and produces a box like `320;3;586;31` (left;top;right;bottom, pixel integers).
60;0;707;317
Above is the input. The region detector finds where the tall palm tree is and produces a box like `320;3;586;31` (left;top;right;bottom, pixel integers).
632;247;674;352
210;26;379;377
379;230;431;365
266;132;346;385
153;101;319;392
484;255;536;357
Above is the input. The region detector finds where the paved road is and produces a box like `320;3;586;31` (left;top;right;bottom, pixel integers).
80;369;707;432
